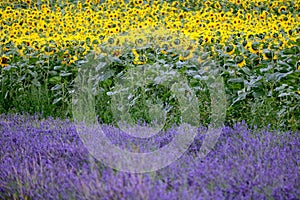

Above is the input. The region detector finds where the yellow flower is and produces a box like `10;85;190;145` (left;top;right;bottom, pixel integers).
179;51;193;61
237;60;246;68
132;48;139;57
0;55;9;68
225;45;235;55
234;55;246;68
161;50;167;54
0;0;298;62
69;59;75;64
133;54;147;65
247;42;260;54
235;0;241;5
262;53;269;60
278;6;287;13
73;56;78;61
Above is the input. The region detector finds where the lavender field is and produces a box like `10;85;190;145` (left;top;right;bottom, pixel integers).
0;114;299;199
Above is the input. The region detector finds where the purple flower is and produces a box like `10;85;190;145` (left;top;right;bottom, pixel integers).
0;114;299;199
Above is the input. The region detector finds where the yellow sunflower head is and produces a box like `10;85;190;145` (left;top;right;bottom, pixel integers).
0;55;10;68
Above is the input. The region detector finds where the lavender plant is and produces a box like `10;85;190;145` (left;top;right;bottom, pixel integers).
0;114;299;199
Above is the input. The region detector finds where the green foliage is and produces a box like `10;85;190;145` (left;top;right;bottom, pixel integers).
224;42;300;131
1;35;299;131
0;43;78;119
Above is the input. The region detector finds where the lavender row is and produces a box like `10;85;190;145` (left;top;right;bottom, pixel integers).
0;114;299;199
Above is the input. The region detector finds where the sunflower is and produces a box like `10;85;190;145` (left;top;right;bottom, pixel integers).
247;42;260;54
278;6;287;13
133;54;147;65
160;42;170;55
203;35;212;44
235;0;241;5
132;48;139;57
237;59;246;68
179;50;193;61
263;49;277;60
224;44;235;55
234;55;246;68
0;55;9;68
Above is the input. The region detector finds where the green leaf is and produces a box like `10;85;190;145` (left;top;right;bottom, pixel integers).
278;92;291;97
253;90;265;98
282;48;296;55
60;72;73;77
98;69;115;81
260;64;273;73
51;84;62;91
52;97;62;104
228;78;244;83
274;71;293;81
241;67;252;75
28;57;39;65
48;76;61;84
274;84;288;91
54;66;62;70
231;88;249;106
277;60;291;68
31;79;41;87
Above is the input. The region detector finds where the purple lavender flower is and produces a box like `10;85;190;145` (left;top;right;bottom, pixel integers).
0;114;299;199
